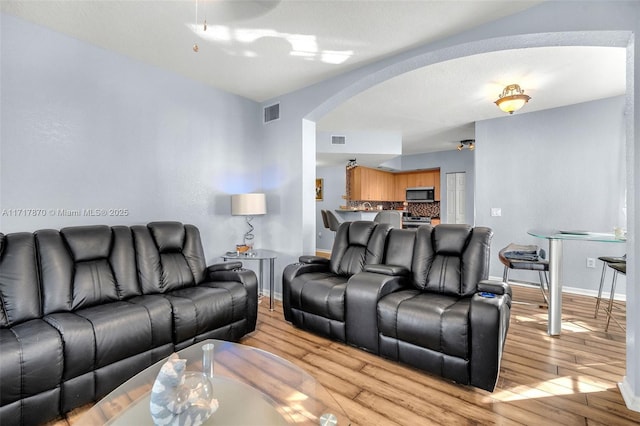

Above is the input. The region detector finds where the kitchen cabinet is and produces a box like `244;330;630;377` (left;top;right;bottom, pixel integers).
347;166;395;201
395;169;440;201
394;174;408;201
348;166;440;202
405;170;435;188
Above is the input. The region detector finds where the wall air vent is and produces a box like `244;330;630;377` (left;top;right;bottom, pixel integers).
263;103;280;123
331;135;346;145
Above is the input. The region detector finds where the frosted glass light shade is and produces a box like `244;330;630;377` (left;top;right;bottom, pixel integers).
231;193;267;216
494;84;531;114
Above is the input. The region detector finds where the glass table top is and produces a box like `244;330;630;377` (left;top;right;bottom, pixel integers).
77;340;350;425
528;228;627;243
222;249;278;260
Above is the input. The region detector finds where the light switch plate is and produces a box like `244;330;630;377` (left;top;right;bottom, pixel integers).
491;208;502;217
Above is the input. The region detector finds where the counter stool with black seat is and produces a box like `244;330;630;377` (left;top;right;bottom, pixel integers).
499;243;549;306
594;254;626;319
321;209;330;230
603;262;626;332
321;209;341;233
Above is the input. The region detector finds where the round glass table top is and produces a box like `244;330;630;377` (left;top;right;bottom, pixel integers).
77;340;350;425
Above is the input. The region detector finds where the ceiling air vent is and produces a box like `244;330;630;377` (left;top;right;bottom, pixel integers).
263;103;280;123
331;135;346;145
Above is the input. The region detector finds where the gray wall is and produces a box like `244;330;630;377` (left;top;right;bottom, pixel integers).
0;14;263;265
476;96;627;293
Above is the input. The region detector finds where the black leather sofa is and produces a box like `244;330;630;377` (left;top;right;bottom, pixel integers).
283;222;511;391
0;221;258;426
283;221;391;341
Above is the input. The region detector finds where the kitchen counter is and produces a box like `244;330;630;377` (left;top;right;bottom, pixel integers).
335;208;384;212
334;209;381;221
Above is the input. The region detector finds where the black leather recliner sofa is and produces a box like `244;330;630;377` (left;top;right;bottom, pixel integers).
0;221;258;426
283;221;391;342
283;222;511;391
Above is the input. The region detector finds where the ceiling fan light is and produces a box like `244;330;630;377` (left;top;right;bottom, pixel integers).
495;84;531;114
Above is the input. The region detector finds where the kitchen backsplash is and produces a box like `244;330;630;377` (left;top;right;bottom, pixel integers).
346;201;440;218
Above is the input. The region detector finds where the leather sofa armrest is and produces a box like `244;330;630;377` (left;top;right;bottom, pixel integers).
206;263;259;331
282;260;331;322
345;271;410;353
207;261;243;272
469;290;511;391
364;264;410;276
478;279;512;299
298;255;330;265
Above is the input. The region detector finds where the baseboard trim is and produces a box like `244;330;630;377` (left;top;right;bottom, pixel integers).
488;275;627;302
619;378;640;413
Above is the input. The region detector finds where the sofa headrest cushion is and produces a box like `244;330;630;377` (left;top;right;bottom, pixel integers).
148;221;185;253
432;224;472;255
347;221;377;246
61;225;112;262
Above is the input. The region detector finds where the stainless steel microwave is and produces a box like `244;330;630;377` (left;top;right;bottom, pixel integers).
406;187;435;202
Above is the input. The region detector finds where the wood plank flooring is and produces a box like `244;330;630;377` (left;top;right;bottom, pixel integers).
56;285;639;425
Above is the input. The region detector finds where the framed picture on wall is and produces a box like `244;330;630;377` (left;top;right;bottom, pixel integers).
316;178;323;201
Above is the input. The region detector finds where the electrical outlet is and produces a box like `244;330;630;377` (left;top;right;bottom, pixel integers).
490;208;502;217
586;257;596;268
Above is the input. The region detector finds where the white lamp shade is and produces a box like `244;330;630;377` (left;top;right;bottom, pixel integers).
231;193;267;216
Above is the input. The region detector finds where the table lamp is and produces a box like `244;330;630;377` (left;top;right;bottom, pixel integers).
231;193;266;250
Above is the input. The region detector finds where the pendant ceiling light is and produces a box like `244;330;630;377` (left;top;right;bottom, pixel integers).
192;0;207;52
495;84;531;114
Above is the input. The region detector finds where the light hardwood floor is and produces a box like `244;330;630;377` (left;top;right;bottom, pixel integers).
57;285;639;425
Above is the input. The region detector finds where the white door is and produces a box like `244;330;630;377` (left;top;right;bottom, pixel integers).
446;173;456;223
446;172;466;224
455;172;466;224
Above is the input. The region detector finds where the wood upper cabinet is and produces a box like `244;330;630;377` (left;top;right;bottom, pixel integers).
404;170;435;188
395;169;440;201
394;174;408;201
348;166;440;202
347;166;395;201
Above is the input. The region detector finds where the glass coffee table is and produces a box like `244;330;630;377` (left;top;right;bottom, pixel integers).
77;340;350;425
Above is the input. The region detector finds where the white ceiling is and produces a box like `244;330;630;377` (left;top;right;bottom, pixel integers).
1;1;627;166
317;46;627;163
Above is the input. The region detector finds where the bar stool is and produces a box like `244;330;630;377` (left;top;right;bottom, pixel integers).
498;243;549;305
604;262;626;332
594;255;626;318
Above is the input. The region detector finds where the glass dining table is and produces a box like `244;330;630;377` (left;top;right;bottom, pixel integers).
528;229;626;336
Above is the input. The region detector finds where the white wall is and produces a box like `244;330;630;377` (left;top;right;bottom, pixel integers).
0;14;262;264
476;96;627;293
316;130;402;158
